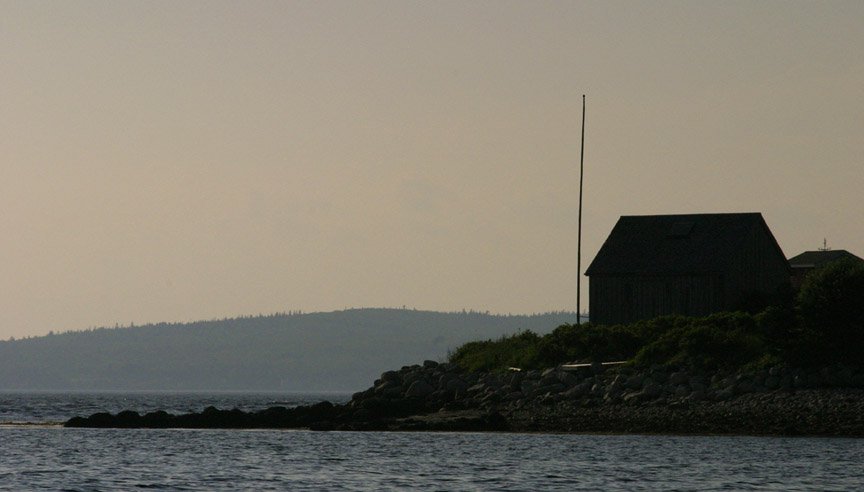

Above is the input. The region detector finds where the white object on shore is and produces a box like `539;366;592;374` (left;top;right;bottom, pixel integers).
560;361;627;371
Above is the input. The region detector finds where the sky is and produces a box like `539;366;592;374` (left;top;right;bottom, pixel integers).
2;1;862;339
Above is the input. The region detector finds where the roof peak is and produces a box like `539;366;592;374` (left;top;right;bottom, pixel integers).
620;212;763;218
796;249;851;254
586;212;783;276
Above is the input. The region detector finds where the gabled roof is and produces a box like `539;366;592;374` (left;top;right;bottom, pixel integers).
788;250;864;269
586;212;785;275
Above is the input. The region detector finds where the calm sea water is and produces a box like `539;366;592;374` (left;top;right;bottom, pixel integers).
1;392;863;490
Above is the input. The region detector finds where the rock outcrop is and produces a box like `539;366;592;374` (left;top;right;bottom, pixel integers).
65;360;864;436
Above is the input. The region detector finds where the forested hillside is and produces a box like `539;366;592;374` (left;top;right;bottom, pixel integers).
0;309;576;391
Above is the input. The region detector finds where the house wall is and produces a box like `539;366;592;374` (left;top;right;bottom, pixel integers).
589;274;725;325
588;223;790;325
725;223;791;310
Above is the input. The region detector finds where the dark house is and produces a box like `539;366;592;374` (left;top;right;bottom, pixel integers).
585;213;789;325
788;249;864;288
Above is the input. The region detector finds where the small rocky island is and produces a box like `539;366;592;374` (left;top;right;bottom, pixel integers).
65;359;864;436
66;259;864;436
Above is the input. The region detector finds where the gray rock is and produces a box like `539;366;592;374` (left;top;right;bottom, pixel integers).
669;372;688;386
531;383;565;398
715;388;735;401
539;376;560;388
625;374;645;390
649;370;668;384
638;381;662;399
402;371;425;387
603;392;622;404
480;373;502;385
380;386;404;399
688;390;706;402
467;383;487;395
609;375;626;393
504;391;524;402
423;360;439;368
557;371;579;387
562;382;590;399
480;391;501;404
374;380;400;394
445;378;470;394
735;381;755;395
405;380;435;397
507;372;525;389
752;370;767;386
622;391;641;403
438;373;457;388
428;390;451;404
604;385;624;400
380;370;402;384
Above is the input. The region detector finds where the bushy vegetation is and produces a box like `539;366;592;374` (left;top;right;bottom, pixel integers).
449;313;772;373
448;331;542;373
449;261;864;373
631;313;765;370
796;259;864;364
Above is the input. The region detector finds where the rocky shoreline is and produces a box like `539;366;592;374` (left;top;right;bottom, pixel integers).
65;360;864;436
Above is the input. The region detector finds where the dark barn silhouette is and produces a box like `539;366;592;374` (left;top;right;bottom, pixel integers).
586;213;790;325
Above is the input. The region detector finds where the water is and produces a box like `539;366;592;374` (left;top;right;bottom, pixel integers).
1;392;863;490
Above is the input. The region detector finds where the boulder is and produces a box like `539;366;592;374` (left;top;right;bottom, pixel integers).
640;381;663;399
445;378;470;394
531;383;565;398
380;370;402;384
539;375;560;388
669;372;688;386
562;382;591;399
557;371;579;387
406;379;435;398
625;374;645;390
673;385;690;398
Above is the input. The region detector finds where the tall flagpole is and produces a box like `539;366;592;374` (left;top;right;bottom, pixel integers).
577;95;585;326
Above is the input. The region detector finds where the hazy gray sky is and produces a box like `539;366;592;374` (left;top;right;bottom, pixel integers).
2;1;862;338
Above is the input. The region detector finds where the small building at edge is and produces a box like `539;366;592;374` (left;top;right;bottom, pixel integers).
585;212;790;326
788;249;864;288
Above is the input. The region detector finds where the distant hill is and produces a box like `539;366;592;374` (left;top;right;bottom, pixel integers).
0;309;578;392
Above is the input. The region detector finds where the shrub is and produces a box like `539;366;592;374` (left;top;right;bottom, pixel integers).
448;330;541;372
447;262;864;373
535;323;644;367
632;312;765;371
797;259;864;363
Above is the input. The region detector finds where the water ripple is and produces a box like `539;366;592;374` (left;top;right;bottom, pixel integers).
1;393;863;490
